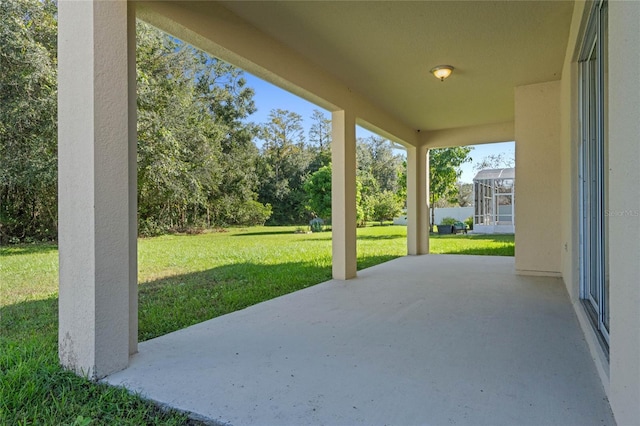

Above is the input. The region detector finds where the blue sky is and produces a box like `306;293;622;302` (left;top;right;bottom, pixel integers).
243;73;514;184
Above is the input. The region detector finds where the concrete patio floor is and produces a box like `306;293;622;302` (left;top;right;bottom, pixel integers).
105;255;615;426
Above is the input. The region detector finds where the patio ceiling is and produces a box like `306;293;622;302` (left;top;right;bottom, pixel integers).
219;1;574;132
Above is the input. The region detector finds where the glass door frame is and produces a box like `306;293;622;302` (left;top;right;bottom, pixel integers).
578;0;609;347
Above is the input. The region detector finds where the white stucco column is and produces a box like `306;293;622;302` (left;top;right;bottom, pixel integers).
331;110;357;280
406;145;429;255
58;0;137;379
608;2;640;424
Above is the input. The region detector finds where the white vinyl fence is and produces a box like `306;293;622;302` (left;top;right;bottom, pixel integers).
393;207;474;225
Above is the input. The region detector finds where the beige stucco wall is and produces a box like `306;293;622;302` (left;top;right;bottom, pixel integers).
558;0;612;393
557;0;613;394
420;121;514;149
608;2;640;424
558;2;640;424
514;81;562;276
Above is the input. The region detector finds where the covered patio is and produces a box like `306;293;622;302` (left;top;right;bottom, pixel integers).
105;255;613;425
57;1;640;424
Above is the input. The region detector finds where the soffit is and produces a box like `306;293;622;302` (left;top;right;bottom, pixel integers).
218;1;574;132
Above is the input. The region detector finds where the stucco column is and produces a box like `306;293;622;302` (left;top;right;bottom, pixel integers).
608;2;640;424
406;145;429;255
331;110;357;280
127;2;139;359
58;0;137;379
514;81;561;276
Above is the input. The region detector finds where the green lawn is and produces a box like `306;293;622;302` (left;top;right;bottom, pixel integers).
0;226;514;425
429;232;515;256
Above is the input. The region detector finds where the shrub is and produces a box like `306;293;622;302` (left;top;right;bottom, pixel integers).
236;201;273;226
309;217;325;232
439;216;457;226
139;218;169;237
465;216;474;231
371;190;403;225
304;166;332;221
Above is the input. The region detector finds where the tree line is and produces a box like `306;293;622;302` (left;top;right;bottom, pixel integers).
1;0;477;243
1;0;413;243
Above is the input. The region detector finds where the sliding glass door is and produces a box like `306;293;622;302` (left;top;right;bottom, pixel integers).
578;0;609;346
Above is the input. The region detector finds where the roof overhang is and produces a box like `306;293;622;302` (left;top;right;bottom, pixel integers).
136;1;574;147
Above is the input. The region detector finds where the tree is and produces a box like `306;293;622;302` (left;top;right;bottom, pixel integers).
397;160;407;206
357;136;403;193
302;163;371;227
191;48;264;227
355;136;405;223
355;178;367;226
257;109;312;224
429;147;472;228
0;0;58;243
304;165;332;221
369;137;403;193
474;152;514;171
136;21;265;233
0;6;267;241
308;109;332;150
308;109;332;171
456;182;474;207
371;191;403;225
137;22;221;232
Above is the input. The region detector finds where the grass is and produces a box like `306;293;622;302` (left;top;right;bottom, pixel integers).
0;225;513;424
429;233;515;256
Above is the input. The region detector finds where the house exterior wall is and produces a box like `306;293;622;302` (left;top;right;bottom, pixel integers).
559;2;640;425
514;81;562;276
608;2;640;424
557;0;614;395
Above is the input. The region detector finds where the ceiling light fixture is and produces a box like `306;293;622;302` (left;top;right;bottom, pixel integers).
430;65;454;82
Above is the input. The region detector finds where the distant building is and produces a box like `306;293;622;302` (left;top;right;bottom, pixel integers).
473;168;515;234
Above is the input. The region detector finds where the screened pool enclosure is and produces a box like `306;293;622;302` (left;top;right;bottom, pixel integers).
473;168;515;234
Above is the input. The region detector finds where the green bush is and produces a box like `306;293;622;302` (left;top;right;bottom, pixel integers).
139;218;170;237
464;216;474;231
309;217;325;232
439;216;457;226
236;201;273;226
371;190;403;225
